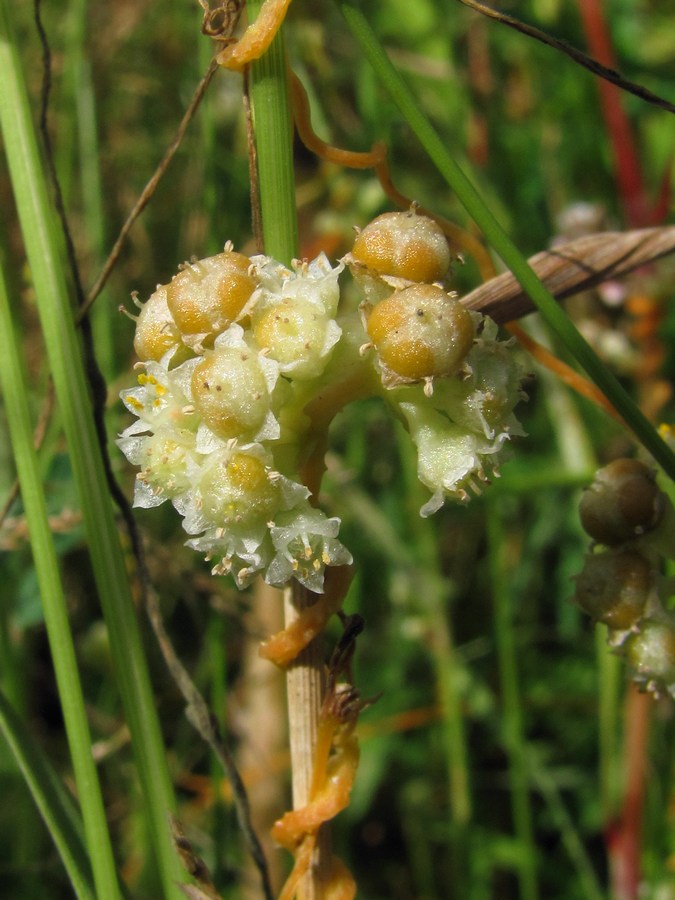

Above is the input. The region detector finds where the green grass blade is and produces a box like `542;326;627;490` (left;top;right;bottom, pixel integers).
247;0;299;263
0;689;95;900
0;4;183;896
0;254;122;896
487;504;539;900
337;1;675;481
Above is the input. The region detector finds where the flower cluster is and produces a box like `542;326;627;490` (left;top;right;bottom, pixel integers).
346;208;526;510
120;251;351;591
119;210;526;590
573;458;675;698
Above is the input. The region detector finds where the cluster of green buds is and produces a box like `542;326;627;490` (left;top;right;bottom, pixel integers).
118;209;525;591
574;458;675;697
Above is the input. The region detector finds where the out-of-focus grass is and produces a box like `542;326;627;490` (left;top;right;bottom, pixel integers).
0;1;674;898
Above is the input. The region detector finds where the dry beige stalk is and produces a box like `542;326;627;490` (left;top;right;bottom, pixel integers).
237;580;287;897
283;583;332;899
461;227;675;323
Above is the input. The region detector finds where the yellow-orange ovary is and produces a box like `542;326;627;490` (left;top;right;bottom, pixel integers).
134;286;184;361
351;211;451;283
200;453;279;523
167;251;258;338
366;285;474;381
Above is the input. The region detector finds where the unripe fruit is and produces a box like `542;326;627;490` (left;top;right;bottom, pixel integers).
166;250;258;340
573;549;652;629
351;210;452;284
365;284;474;381
133;286;184;362
191;346;272;440
198;453;279;524
579;458;664;546
624;618;675;692
252;298;340;379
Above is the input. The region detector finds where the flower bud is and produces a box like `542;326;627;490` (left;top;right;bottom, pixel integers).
252;298;341;380
573;549;653;629
166;249;258;342
579;458;664;546
351;210;451;284
133;285;186;362
365;284;474;384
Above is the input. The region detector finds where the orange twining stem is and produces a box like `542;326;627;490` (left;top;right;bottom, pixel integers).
505;321;625;424
290;71;480;263
259;565;353;667
273;717;359;900
216;0;292;72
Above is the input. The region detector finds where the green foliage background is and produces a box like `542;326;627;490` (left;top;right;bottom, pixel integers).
1;1;674;898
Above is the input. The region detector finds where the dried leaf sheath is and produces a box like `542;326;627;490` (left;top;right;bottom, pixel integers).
461;227;675;324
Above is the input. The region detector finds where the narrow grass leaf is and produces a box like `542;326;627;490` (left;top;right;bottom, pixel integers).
0;689;95;900
0;4;183;895
0;255;122;896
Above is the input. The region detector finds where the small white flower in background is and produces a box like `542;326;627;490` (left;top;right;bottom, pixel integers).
118;425;199;509
249;253;344;380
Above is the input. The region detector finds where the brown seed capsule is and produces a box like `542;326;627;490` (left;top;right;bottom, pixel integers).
365;284;475;382
579;458;664;546
573;548;652;630
351;210;452;284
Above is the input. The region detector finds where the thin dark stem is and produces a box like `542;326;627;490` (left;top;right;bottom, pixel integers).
455;0;675;115
82;59;219;317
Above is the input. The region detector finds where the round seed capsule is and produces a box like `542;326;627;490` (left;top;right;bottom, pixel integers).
365;284;475;381
191;347;271;440
199;452;279;524
573;549;652;629
252;298;338;379
167;250;258;340
579;458;664;546
133;286;184;362
351;210;452;284
624;618;675;689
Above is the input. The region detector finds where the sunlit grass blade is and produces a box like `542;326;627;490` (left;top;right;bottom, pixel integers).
0;256;122;897
0;3;183;896
0;689;95;900
487;504;538;900
247;0;299;264
336;1;675;482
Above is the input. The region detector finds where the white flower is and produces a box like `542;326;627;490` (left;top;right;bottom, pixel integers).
119;351;199;437
187;524;273;590
266;506;353;593
117;425;200;509
177;442;309;535
398;399;515;515
250;252;344;318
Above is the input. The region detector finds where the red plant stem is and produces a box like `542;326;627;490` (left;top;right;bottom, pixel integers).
606;687;652;900
576;0;649;226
